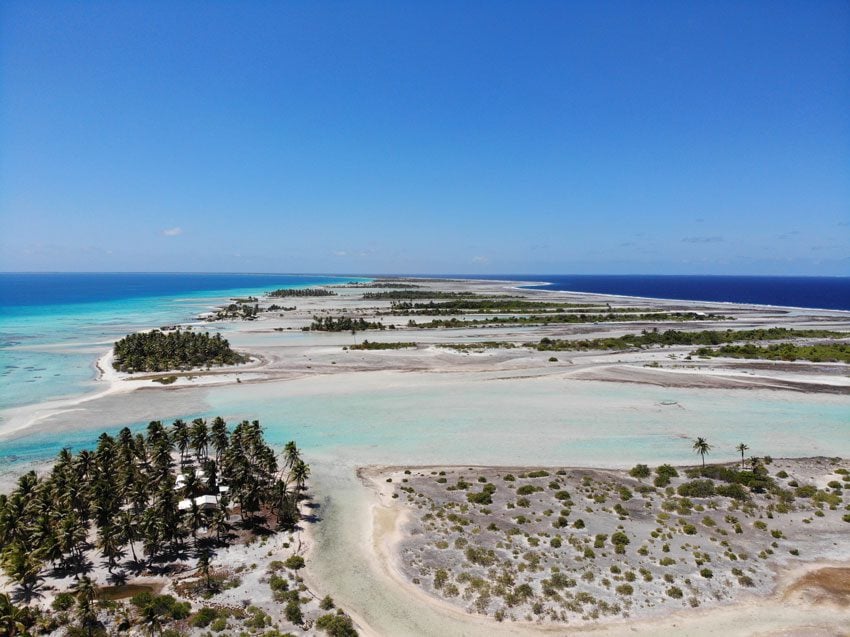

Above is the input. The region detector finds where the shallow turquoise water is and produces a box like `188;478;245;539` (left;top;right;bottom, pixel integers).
3;373;847;469
0;276;360;411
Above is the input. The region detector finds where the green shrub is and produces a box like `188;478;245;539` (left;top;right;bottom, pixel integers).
434;569;448;589
270;574;289;592
285;600;303;624
210;617;228;632
716;483;750;501
284;555;305;570
52;593;75;612
611;531;630;552
316;612;358;636
191;607;220;628
677;480;716;498
795;485;817;498
656;464;679;479
667;586;683;599
615;583;634;595
629;464;651;479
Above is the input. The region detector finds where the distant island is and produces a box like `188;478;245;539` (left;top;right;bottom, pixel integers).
268;288;337;298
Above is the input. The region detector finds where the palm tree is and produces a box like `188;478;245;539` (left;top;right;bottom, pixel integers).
693;437;712;471
0;593;31;636
2;542;43;601
292;459;310;494
73;576;98;637
140;602;165;637
209;508;230;544
283;441;300;471
186;501;207;539
210;417;229;465
190;419;209;463
97;524;125;574
171;419;190;466
736;443;749;469
197;548;213;591
117;510;139;563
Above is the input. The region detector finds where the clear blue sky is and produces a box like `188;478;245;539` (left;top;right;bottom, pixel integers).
1;1;848;275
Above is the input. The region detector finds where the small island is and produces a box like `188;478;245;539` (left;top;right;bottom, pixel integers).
112;329;247;373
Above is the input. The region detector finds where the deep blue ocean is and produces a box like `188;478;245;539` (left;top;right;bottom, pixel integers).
0;272;359;311
440;274;850;312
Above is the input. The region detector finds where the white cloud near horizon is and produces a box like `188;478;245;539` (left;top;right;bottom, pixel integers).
161;227;183;237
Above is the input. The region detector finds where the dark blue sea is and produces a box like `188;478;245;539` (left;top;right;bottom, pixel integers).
437;275;850;312
0;272;358;310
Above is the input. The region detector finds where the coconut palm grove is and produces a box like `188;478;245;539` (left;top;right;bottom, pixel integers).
0;418;313;635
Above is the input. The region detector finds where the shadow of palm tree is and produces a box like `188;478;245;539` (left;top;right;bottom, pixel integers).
194;537;218;553
11;579;44;604
107;570;128;586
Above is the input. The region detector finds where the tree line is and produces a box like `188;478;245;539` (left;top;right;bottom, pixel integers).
268;288;337;297
362;291;481;300
307;317;389;332
407;311;730;329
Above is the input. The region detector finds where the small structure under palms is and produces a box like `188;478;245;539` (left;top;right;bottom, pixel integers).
693;437;712;471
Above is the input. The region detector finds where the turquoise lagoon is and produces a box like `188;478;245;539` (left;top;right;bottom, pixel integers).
3;369;849;468
0;273;363;414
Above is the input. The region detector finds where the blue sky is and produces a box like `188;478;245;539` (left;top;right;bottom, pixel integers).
1;1;848;275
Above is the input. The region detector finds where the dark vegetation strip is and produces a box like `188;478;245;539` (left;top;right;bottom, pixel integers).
348;341;416;350
407;312;730;329
362;291;498;300
437;342;518;351
693;342;850;363
536;328;847;351
335;282;423;288
307;316;391;332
